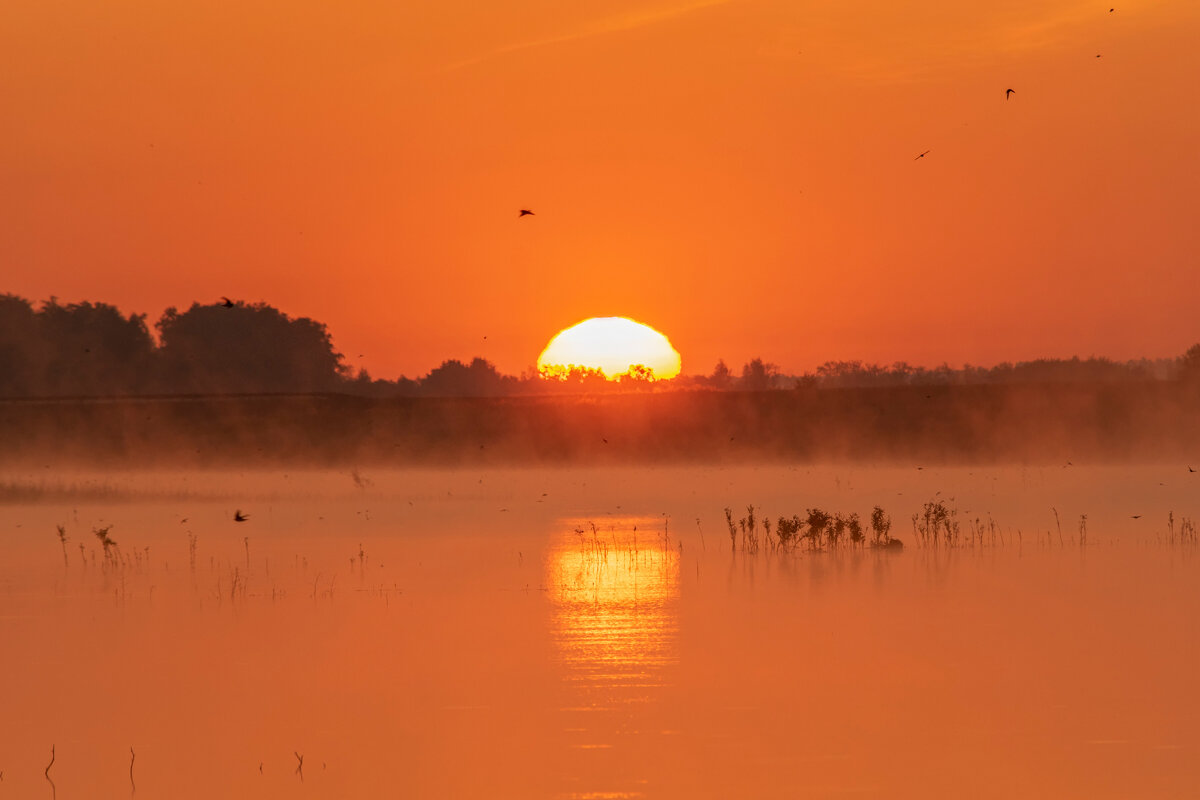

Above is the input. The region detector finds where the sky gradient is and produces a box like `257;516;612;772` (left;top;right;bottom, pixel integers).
3;0;1197;379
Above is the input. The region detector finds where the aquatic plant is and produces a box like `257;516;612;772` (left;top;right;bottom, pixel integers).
805;508;831;549
913;500;959;547
55;524;69;566
775;515;802;548
870;506;893;546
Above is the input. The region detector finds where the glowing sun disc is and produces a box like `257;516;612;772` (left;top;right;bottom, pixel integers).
537;317;682;380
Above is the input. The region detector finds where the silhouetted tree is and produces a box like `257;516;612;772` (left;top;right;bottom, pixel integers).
0;294;44;396
708;359;733;389
37;299;156;395
740;358;779;391
617;364;656;386
420;357;510;397
156;301;346;393
533;365;611;394
1180;344;1200;385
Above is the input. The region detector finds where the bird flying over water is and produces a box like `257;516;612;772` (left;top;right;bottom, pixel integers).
1190;466;1196;472
1006;88;1015;99
234;510;249;522
914;150;930;160
518;209;535;217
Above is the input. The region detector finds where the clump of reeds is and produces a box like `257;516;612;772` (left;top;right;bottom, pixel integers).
967;515;1003;548
913;499;959;548
94;525;121;569
805;508;831;549
775;515;802;548
870;506;894;547
1166;512;1197;546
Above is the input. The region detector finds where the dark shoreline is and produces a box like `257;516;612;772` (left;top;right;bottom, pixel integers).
2;382;1197;467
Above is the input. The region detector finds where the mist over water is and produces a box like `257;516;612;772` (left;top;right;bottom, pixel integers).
1;464;1197;798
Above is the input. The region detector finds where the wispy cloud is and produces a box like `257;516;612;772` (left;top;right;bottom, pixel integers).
442;0;739;72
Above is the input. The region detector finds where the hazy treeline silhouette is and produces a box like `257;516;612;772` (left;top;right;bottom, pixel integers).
1;294;1197;398
0;295;346;396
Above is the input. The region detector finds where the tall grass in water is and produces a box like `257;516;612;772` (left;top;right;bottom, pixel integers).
1165;512;1198;546
912;500;960;548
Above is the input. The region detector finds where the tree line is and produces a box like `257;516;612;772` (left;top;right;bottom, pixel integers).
1;294;1196;398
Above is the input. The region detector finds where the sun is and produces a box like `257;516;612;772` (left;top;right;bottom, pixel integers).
537;317;682;380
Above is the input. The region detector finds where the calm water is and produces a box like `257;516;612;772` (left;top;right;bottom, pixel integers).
1;464;1197;798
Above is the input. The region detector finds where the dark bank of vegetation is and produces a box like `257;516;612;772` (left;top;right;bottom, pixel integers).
2;381;1199;466
2;293;1198;397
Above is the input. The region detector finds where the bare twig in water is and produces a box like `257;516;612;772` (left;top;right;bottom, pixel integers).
294;751;304;781
130;747;136;793
45;745;56;799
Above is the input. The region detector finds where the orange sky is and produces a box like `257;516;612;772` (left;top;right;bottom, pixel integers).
2;0;1197;379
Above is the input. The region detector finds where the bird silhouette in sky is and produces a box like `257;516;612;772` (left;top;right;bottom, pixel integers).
914;150;930;160
1130;515;1142;519
518;209;535;217
234;510;249;522
220;296;234;308
1006;88;1015;99
1189;466;1196;472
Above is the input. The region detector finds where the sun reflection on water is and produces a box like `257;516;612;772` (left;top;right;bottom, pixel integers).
548;518;680;696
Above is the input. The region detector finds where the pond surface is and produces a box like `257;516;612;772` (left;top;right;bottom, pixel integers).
1;464;1197;798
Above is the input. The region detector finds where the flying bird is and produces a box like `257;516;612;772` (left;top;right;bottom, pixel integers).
1006;88;1015;99
914;150;931;160
1130;515;1142;519
1189;466;1196;472
220;296;234;308
234;510;249;522
518;209;535;217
